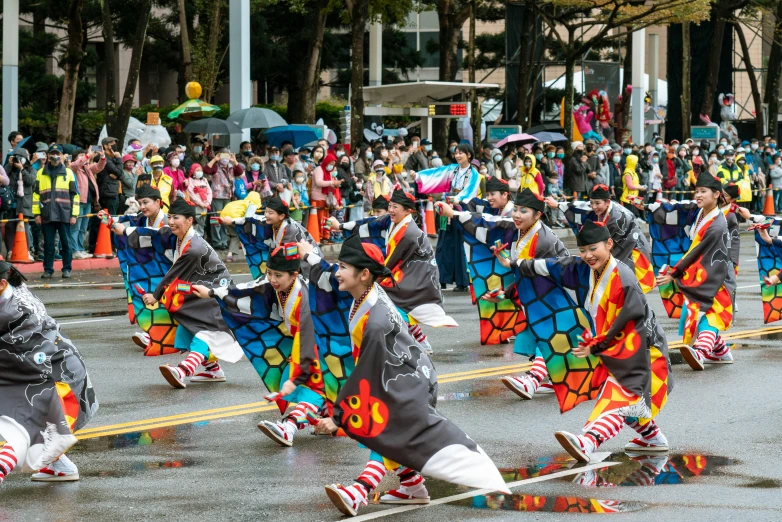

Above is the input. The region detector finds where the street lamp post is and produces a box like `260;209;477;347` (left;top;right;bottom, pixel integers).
2;0;20;149
229;0;251;150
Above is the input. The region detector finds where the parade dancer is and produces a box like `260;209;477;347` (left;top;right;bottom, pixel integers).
653;173;735;370
193;245;325;447
112;198;243;388
371;194;390;217
516;220;672;462
329;189;458;354
721;183;751;277
547;183;655;292
442;189;587;400
221;196;322;279
298;235;507;516
0;261;98;483
112;184;170;352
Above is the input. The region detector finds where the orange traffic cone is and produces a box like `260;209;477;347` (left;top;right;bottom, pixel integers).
9;214;33;264
94;209;115;259
307;207;321;243
425;197;437;238
764;184;776;216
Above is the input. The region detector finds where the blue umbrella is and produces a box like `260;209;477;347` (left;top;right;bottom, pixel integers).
264;125;319;148
532;131;568;143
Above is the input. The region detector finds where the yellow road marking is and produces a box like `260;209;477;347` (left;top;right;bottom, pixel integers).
71;323;782;440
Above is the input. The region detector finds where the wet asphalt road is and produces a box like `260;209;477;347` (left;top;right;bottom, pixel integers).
2;232;782;521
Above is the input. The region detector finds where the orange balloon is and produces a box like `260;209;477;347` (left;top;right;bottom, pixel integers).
185;82;202;100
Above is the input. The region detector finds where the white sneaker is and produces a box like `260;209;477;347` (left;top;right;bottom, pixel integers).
257;420;294;447
379;484;430;504
679;346;705;371
624;431;670;453
72;251;85;260
500;375;538;400
555;430;594;463
704;347;734;364
325;484;367;516
190;368;226;382
81;252;93;259
419;339;433;355
132;332;150;350
537;382;555;394
31;454;79;482
159;365;186;389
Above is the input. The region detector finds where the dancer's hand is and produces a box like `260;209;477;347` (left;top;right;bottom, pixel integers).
435;201;454;218
480;292;502;303
765;274;781;286
142;293;157;306
758;227;773;245
328;216;341;231
544;196;559;209
280;379;296;396
297;241;314;257
220;216;232;225
572;344;592;358
656;273;673;286
191;285;211;299
313;417;338;435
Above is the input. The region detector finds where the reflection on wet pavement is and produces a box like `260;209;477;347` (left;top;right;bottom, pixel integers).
569;453;736;488
499;454;577;481
455;493;647;513
80;459;197;478
75;421;209;452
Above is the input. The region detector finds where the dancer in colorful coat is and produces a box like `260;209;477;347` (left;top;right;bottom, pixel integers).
516;220;672;462
192;245;325;447
111;198;244;387
652;172;735;370
329;189;457;354
298;234;508;517
547;183;655;293
0;261;98;483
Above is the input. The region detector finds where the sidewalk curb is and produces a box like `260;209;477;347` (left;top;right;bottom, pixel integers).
12;257;120;274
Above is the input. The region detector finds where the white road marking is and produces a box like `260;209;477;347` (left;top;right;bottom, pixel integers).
737;283;760;289
60;317;119;326
349;460;619;521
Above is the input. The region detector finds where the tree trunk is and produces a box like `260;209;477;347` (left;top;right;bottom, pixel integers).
177;0;193;82
700;15;726;120
563;53;576;149
288;0;328;123
733;22;763;139
435;0;467;154
114;0;152;145
621;30;632;131
56;0;85;144
469;0;480;146
102;0;117;132
202;0;223;102
348;0;368;147
764;0;782;140
516;7;533;127
681;22;692;139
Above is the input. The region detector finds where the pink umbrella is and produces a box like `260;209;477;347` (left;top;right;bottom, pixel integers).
495;133;539;148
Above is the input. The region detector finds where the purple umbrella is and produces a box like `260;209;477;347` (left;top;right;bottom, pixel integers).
495;133;539;148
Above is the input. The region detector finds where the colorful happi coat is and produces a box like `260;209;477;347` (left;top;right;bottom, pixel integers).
753;218;782;323
451;199;521;344
134;227;243;362
336;284;507;493
213;275;325;409
234;212;322;279
343;214;457;327
559;200;655;293
649;202;734;344
721;204;740;276
517;256;671;429
115;212;178;356
0;284;98;472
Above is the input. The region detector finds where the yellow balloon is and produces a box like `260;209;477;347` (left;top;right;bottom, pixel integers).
185;82;202;100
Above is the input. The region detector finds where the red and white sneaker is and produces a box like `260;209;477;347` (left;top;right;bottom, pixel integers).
379;484;430;504
555;430;594;463
132;332;150;350
190;368;226;382
257;420;294;447
703;347;734;364
31;455;79;482
325;483;368;516
679;346;705;371
159;365;186;389
624;431;669;453
537;382;555;394
500;375;538;400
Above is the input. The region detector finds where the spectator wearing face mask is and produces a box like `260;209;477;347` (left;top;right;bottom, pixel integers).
565;144;588;199
4;149;34;260
185;137;209;174
164;151;187;201
480;143;497;178
245;156;272;200
311;153;343;243
444;140;458;165
237;141;254;168
31;143;49;172
404;138;428;174
203;148;243;250
519;154;544;195
717;152;741;185
186;163;213;236
148;155;173;211
609;149;624;201
311;145;326;167
769;155;782;212
587;148;609;194
716;139;728;160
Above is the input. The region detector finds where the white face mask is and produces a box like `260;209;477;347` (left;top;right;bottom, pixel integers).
336;151;345;158
597;153;605;160
171;159;180;168
194;170;204;178
219;158;229;165
326;164;334;172
524;162;532;168
178;153;185;161
493;154;502;162
356;182;364;189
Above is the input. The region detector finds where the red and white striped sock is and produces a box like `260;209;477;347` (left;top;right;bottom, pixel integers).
693;330;717;356
528;356;549;384
626;418;661;440
584;413;624;448
355;461;386;493
711;336;729;356
285;401;319;430
202;359;221;372
397;466;425;491
408;324;426;344
177;352;206;378
0;444;17;482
